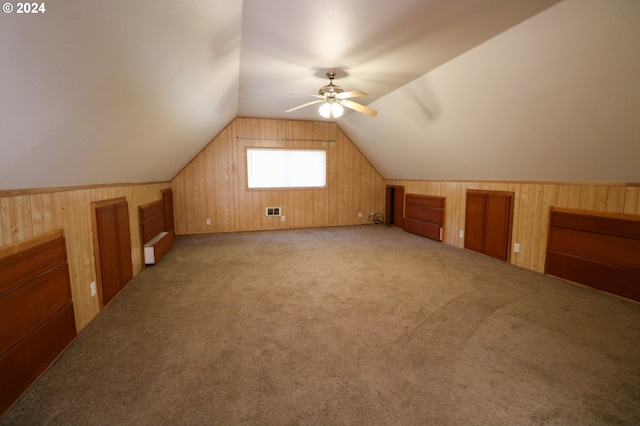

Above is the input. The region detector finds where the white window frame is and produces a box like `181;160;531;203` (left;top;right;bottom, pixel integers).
246;148;327;189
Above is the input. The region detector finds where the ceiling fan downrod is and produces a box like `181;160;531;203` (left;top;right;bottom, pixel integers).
319;72;343;98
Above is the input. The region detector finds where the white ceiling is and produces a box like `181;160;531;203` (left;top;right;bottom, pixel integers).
237;0;560;120
1;0;639;190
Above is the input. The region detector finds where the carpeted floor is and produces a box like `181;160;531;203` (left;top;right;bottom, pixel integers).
2;225;640;425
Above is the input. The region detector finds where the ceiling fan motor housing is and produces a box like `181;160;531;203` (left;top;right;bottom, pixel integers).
319;71;343;99
319;84;343;99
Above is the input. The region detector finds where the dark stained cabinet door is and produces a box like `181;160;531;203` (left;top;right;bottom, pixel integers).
95;199;133;306
484;194;513;261
464;191;487;253
464;190;513;261
162;189;174;232
96;206;120;305
115;202;133;286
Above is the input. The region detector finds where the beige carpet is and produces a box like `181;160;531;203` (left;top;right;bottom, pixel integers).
2;225;640;425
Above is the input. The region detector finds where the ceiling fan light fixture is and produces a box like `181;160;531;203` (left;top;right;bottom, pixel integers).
319;101;344;118
287;71;377;117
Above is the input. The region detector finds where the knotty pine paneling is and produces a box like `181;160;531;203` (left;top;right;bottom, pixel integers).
172;118;386;234
624;186;640;215
385;180;637;273
0;183;171;331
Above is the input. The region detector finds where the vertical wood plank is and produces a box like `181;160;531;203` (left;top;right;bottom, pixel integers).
0;182;171;332
382;180;636;273
172;118;386;234
0;197;11;246
624;187;640;215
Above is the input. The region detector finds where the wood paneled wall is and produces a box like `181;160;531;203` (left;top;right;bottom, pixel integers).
386;180;640;273
2;116;636;329
0;183;172;331
172;118;385;234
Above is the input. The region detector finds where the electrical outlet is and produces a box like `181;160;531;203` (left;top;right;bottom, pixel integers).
459;230;464;238
206;218;211;225
358;212;363;218
514;243;520;253
281;215;286;222
90;281;97;297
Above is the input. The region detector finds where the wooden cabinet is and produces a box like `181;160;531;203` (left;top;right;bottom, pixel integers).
139;190;175;266
403;194;445;241
545;208;640;301
464;190;513;261
0;230;76;416
161;188;174;232
92;198;133;307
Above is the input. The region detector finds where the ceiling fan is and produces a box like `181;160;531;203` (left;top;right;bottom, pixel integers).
286;72;378;119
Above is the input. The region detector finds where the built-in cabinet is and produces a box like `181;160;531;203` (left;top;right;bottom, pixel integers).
0;230;76;416
92;198;133;307
403;193;445;241
139;189;175;266
464;190;514;261
545;207;640;302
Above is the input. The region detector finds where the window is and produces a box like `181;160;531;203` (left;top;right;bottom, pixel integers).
247;149;326;189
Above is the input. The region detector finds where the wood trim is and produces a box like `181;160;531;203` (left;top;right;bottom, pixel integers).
551;206;640;222
380;179;630;187
92;196;126;210
237;136;336;143
0;236;67;296
467;188;516;197
0;182;171;199
0;229;62;259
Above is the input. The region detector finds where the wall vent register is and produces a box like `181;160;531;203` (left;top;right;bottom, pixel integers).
265;207;281;216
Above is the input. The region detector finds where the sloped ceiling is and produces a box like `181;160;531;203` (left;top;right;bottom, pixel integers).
340;0;640;182
1;0;639;191
0;0;242;190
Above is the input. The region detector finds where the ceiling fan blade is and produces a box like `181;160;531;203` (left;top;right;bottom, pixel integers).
336;90;367;99
285;99;325;113
342;99;378;117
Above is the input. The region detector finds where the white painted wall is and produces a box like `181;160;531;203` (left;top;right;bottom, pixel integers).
0;0;242;189
341;0;640;182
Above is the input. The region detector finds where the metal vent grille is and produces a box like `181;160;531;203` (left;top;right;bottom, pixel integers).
265;207;281;216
